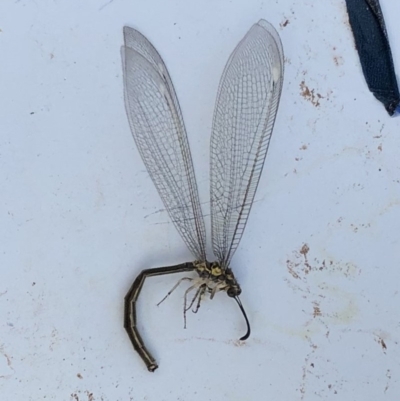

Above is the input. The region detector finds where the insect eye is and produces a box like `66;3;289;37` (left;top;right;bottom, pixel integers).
227;287;241;297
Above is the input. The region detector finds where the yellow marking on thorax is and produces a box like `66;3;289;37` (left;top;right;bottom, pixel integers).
211;265;222;277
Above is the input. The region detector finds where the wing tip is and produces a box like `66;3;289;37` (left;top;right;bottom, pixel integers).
123;25;134;37
256;19;284;71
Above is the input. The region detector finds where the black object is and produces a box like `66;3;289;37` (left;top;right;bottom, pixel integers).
345;0;400;116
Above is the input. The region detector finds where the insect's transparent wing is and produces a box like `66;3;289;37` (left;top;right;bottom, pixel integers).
210;19;284;267
123;26;206;261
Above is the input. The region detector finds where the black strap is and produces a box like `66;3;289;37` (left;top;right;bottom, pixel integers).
345;0;400;116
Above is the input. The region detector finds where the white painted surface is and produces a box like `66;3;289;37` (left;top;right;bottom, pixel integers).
1;1;400;400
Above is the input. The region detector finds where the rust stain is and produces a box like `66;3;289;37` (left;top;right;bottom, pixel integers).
286;245;360;330
300;81;323;107
288;246;359;279
313;303;322;318
299;339;318;400
287;259;301;279
300;244;309;256
300;244;312;273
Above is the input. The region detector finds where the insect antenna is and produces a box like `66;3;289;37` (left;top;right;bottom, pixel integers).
234;296;251;341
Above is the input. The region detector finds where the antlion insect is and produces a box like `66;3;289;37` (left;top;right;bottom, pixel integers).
122;19;284;372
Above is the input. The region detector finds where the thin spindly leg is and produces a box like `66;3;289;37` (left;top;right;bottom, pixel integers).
183;283;198;329
124;262;195;372
192;285;206;313
185;285;202;312
157;277;193;306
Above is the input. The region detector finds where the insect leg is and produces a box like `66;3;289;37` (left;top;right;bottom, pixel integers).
192;284;206;313
185;285;202;312
157;276;193;306
183;283;198;329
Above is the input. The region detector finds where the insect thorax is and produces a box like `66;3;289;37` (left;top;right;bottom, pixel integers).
193;260;241;298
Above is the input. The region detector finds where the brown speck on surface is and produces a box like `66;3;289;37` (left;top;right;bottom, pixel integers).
300;244;312;272
300;81;323;107
77;373;83;379
300;144;307;150
300;244;309;256
71;394;79;401
380;338;387;350
86;391;94;401
313;303;322;318
280;19;289;28
333;55;344;66
287;245;359;281
32;282;36;286
378;144;382;151
287;260;301;279
298;339;318;399
1;349;12;369
384;369;391;393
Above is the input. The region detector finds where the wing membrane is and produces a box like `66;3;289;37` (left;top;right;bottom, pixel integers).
123;26;206;261
210;20;284;267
